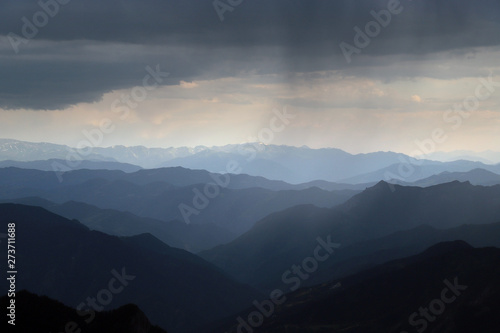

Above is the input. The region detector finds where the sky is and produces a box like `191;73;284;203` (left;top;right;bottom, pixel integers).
0;0;499;155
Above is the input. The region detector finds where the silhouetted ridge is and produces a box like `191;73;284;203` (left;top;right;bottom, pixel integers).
0;203;87;230
1;290;167;333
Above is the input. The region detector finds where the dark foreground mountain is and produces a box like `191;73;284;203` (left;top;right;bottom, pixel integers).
0;204;261;333
200;181;500;291
307;221;500;287
1;290;167;333
211;241;500;333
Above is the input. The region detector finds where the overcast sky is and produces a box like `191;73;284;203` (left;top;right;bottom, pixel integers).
0;0;499;154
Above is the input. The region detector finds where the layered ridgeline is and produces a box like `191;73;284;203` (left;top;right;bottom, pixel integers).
2;196;235;253
2;139;499;183
200;181;500;291
0;167;359;238
211;241;500;333
0;204;262;333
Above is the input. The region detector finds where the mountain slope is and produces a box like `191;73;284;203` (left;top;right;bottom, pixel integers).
307;221;500;287
2;197;234;252
0;204;261;333
200;181;500;291
212;241;500;333
0;168;359;234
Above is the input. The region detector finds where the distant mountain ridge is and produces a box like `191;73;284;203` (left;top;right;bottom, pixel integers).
0;158;142;173
341;160;500;184
414;150;500;164
4;138;488;184
389;168;500;187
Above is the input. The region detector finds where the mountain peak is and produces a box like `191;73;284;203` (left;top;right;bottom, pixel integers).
369;180;395;192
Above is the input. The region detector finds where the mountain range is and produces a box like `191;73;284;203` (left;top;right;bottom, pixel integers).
0;203;261;332
2;139;500;332
200;180;500;291
0;167;359;236
0;197;234;253
2;138;499;184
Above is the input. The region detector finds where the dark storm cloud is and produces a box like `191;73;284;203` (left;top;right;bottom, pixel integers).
2;0;498;53
0;41;204;110
1;0;499;110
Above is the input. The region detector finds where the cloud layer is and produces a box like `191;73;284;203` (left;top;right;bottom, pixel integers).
1;0;499;155
1;0;500;110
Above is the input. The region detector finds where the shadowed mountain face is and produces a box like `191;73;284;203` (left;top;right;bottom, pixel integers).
305;221;500;288
0;204;261;333
1;290;167;333
200;181;500;291
337;180;500;231
211;241;500;333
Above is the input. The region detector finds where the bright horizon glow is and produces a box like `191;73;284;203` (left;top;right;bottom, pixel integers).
1;2;499;158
